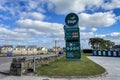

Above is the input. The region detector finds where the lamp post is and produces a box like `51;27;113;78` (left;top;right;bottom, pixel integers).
55;40;57;54
54;39;65;55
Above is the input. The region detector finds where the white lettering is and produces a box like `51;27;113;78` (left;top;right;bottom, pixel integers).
68;20;76;24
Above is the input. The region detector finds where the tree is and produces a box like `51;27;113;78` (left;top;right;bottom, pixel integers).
89;38;115;50
89;37;104;50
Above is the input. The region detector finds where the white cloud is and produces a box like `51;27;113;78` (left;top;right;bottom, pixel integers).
80;32;94;40
28;0;38;9
80;32;95;49
47;2;55;11
79;12;116;27
0;27;13;35
103;0;120;10
28;28;44;35
95;34;106;38
80;32;120;49
15;19;64;38
0;19;65;46
14;28;27;33
116;16;120;20
106;32;120;44
0;24;9;28
0;15;10;20
0;0;47;21
80;26;86;31
95;32;120;44
0;26;30;41
91;28;97;32
106;32;120;38
20;12;46;20
48;0;103;14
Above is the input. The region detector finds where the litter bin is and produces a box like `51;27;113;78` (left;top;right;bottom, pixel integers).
108;50;112;56
118;51;120;57
102;50;106;56
7;51;12;56
98;50;102;56
113;50;117;57
105;50;108;56
116;51;119;57
93;50;97;56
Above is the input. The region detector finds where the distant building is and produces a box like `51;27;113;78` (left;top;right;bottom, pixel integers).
52;46;62;52
0;46;3;53
13;45;26;55
1;45;13;54
27;46;38;55
112;45;120;50
15;45;26;51
37;47;48;54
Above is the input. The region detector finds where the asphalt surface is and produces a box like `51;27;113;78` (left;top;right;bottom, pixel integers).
88;56;120;80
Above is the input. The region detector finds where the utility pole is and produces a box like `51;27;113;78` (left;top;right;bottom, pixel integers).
55;40;57;54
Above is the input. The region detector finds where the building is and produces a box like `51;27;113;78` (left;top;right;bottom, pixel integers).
112;45;120;50
12;45;26;55
27;46;38;55
0;46;3;54
52;46;62;52
1;45;13;54
37;47;48;54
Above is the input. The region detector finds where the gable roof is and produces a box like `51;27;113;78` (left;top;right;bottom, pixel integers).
3;45;13;48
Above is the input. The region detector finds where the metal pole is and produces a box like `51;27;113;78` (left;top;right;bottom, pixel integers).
55;40;57;54
33;56;35;72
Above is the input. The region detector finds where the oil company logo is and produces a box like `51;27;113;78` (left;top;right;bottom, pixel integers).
65;13;79;27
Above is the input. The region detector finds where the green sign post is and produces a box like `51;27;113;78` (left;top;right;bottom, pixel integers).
64;13;81;60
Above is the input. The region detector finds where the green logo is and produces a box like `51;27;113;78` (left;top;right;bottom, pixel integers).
65;13;79;26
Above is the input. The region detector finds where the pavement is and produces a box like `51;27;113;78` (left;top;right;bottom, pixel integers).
0;56;120;80
88;56;120;80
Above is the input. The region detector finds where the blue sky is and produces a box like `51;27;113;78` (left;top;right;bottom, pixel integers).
0;0;120;48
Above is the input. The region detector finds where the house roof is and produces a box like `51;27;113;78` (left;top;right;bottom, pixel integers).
3;45;13;48
27;46;37;48
16;45;25;48
113;45;120;49
37;47;47;50
0;46;3;49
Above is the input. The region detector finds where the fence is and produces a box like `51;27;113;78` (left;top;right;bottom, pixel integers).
10;54;64;76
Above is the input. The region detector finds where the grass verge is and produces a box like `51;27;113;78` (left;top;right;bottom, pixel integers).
36;53;105;76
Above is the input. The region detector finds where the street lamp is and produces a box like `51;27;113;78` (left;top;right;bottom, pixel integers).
54;39;65;54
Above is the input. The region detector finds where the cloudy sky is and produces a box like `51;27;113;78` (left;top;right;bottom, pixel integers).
0;0;120;48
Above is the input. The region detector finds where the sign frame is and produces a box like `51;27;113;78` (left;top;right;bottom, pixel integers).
65;13;79;27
